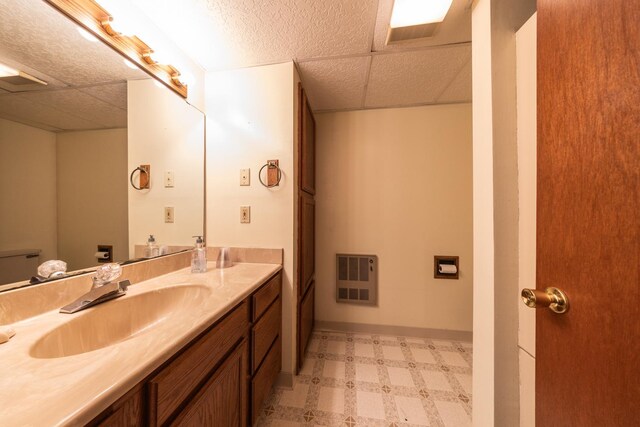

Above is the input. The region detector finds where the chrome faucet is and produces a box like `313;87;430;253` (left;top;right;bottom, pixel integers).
60;263;129;314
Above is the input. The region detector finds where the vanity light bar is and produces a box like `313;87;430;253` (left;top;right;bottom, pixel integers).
43;0;188;98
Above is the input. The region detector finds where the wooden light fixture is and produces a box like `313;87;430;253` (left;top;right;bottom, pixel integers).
44;0;188;98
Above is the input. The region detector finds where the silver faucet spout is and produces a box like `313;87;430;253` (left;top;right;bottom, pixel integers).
60;280;130;314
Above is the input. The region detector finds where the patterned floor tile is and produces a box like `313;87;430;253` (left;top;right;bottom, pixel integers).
256;330;473;427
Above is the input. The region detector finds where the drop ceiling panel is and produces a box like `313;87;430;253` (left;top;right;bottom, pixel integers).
78;83;128;110
132;0;379;70
365;45;471;108
298;57;371;111
0;95;100;131
14;90;127;129
437;58;472;103
372;0;471;52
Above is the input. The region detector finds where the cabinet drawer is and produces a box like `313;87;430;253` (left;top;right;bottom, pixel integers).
252;272;281;321
149;301;249;426
251;337;281;425
171;339;248;427
251;297;281;374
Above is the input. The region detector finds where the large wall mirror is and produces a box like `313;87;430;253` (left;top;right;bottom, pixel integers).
0;0;205;291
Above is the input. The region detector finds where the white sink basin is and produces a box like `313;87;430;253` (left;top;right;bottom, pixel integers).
30;284;211;358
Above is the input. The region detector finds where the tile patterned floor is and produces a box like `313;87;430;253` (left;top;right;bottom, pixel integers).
256;331;472;427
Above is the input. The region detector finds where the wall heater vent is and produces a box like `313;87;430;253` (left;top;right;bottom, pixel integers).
336;254;377;305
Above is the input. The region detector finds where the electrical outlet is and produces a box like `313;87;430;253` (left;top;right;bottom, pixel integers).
240;206;250;223
164;171;174;188
240;168;250;186
164;207;174;223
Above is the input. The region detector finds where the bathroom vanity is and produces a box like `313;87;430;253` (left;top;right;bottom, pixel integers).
0;260;282;427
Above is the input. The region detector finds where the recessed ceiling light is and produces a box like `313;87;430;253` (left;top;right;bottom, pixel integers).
389;0;454;28
123;59;138;69
77;27;98;42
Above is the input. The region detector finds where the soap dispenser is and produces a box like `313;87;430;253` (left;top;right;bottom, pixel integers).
191;236;207;273
144;235;159;258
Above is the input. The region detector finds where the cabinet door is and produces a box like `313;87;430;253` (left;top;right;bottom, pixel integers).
171;340;248;427
298;192;315;296
298;84;315;195
93;388;144;427
297;281;315;369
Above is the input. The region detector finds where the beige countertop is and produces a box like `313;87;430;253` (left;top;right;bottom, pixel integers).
0;262;282;427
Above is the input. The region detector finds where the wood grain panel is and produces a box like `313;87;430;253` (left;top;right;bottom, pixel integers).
297;281;315;367
251;297;281;375
92;386;144;427
171;339;248;427
252;272;281;321
537;0;640;425
251;337;281;426
298;83;316;195
149;302;248;425
298;193;315;296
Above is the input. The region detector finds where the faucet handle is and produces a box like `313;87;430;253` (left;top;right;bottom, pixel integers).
92;263;122;287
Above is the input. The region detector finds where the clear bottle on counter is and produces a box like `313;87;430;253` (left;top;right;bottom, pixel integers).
191;235;207;273
144;234;159;258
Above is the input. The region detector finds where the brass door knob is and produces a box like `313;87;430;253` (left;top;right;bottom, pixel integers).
521;287;569;314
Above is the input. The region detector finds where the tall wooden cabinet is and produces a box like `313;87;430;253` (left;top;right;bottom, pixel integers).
296;84;316;371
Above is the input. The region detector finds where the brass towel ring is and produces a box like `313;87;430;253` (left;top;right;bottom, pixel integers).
258;161;282;188
129;166;149;190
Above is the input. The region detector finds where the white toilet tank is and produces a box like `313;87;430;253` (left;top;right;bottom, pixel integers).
0;249;41;285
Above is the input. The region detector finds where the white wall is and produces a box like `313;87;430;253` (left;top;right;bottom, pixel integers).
205;62;297;376
471;0;496;423
56;129;128;270
472;0;537;425
315;104;473;332
516;13;537;427
0;118;57;262
127;79;205;257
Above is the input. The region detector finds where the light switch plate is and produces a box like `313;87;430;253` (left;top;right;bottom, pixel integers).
164;207;174;223
240;206;250;223
240;168;250;186
164;171;174;188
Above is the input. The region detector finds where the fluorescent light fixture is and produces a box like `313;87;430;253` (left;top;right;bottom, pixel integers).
77;27;98;42
389;0;454;28
0;63;19;77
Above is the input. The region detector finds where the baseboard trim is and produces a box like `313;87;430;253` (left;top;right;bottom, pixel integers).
276;371;294;389
314;320;472;342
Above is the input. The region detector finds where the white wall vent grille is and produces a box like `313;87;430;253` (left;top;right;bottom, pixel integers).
336;254;377;305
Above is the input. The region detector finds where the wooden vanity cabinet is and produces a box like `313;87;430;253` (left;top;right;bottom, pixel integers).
89;271;282;427
249;273;282;425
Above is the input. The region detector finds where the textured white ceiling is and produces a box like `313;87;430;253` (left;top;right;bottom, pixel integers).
365;45;472;108
0;0;147;131
132;0;472;112
297;56;371;111
132;0;379;70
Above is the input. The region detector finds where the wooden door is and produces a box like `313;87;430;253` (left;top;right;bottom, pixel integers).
296;83;316;371
536;0;640;425
171;340;248;427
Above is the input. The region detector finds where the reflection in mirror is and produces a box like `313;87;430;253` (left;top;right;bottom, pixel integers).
0;1;204;292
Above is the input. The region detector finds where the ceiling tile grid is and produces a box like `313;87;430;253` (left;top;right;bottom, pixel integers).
131;0;473;112
364;45;471;108
297;56;371;111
